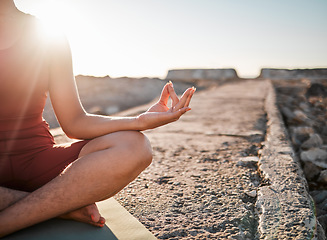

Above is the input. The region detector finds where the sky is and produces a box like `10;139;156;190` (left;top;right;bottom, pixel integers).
15;0;327;78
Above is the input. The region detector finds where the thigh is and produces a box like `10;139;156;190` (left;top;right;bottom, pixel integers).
21;140;89;192
78;131;147;157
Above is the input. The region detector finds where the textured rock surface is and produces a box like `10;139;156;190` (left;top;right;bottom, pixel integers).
114;80;267;239
275;78;327;238
257;81;319;239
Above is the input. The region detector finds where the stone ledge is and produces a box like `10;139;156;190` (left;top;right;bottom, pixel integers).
165;68;239;81
260;68;327;80
257;80;322;239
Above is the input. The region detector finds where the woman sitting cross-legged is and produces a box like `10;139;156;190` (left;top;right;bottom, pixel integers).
0;0;195;237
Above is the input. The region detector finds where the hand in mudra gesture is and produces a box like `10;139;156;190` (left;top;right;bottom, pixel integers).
136;81;195;130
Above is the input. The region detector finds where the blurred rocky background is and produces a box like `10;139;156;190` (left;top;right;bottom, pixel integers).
42;69;239;129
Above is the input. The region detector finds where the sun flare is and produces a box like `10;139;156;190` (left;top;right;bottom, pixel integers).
33;3;66;37
20;0;78;40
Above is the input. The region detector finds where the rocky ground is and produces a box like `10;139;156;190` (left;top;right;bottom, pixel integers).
274;79;327;235
113;80;268;239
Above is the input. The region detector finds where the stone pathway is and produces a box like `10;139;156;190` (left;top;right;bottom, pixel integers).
115;80;268;239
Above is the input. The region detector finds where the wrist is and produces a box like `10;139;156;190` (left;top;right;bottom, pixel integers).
134;114;146;131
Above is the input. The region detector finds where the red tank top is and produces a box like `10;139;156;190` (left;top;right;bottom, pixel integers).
0;15;49;132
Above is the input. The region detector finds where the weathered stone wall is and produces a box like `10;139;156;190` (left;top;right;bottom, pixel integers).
260;68;327;80
256;80;320;239
166;69;239;82
275;79;327;237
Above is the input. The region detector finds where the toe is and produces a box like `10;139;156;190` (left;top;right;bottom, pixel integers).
87;204;102;223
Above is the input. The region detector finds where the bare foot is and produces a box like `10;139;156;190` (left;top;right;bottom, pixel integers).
59;203;105;227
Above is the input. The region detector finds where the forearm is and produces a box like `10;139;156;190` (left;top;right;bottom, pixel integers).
0;187;28;211
63;113;140;140
58;83;195;140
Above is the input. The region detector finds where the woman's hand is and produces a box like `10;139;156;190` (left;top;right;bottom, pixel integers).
136;81;195;131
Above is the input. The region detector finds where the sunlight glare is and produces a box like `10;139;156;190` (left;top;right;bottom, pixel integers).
30;0;72;39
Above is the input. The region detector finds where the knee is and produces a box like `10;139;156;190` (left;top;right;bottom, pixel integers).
120;131;153;169
79;130;153;170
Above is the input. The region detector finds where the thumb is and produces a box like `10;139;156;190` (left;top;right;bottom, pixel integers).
179;107;191;114
170;107;191;119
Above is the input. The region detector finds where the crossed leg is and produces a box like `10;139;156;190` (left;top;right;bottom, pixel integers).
0;130;152;237
0;188;105;227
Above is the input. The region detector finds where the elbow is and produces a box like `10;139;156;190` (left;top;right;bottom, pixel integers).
62;126;91;140
63;129;79;139
59;113;89;140
61;125;81;139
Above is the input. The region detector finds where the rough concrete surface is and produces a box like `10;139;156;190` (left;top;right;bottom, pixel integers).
257;81;319;239
112;80;268;239
53;79;319;239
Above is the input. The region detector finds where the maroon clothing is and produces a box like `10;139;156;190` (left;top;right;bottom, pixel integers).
0;15;87;192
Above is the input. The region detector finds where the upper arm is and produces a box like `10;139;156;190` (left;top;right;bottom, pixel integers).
47;34;86;135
